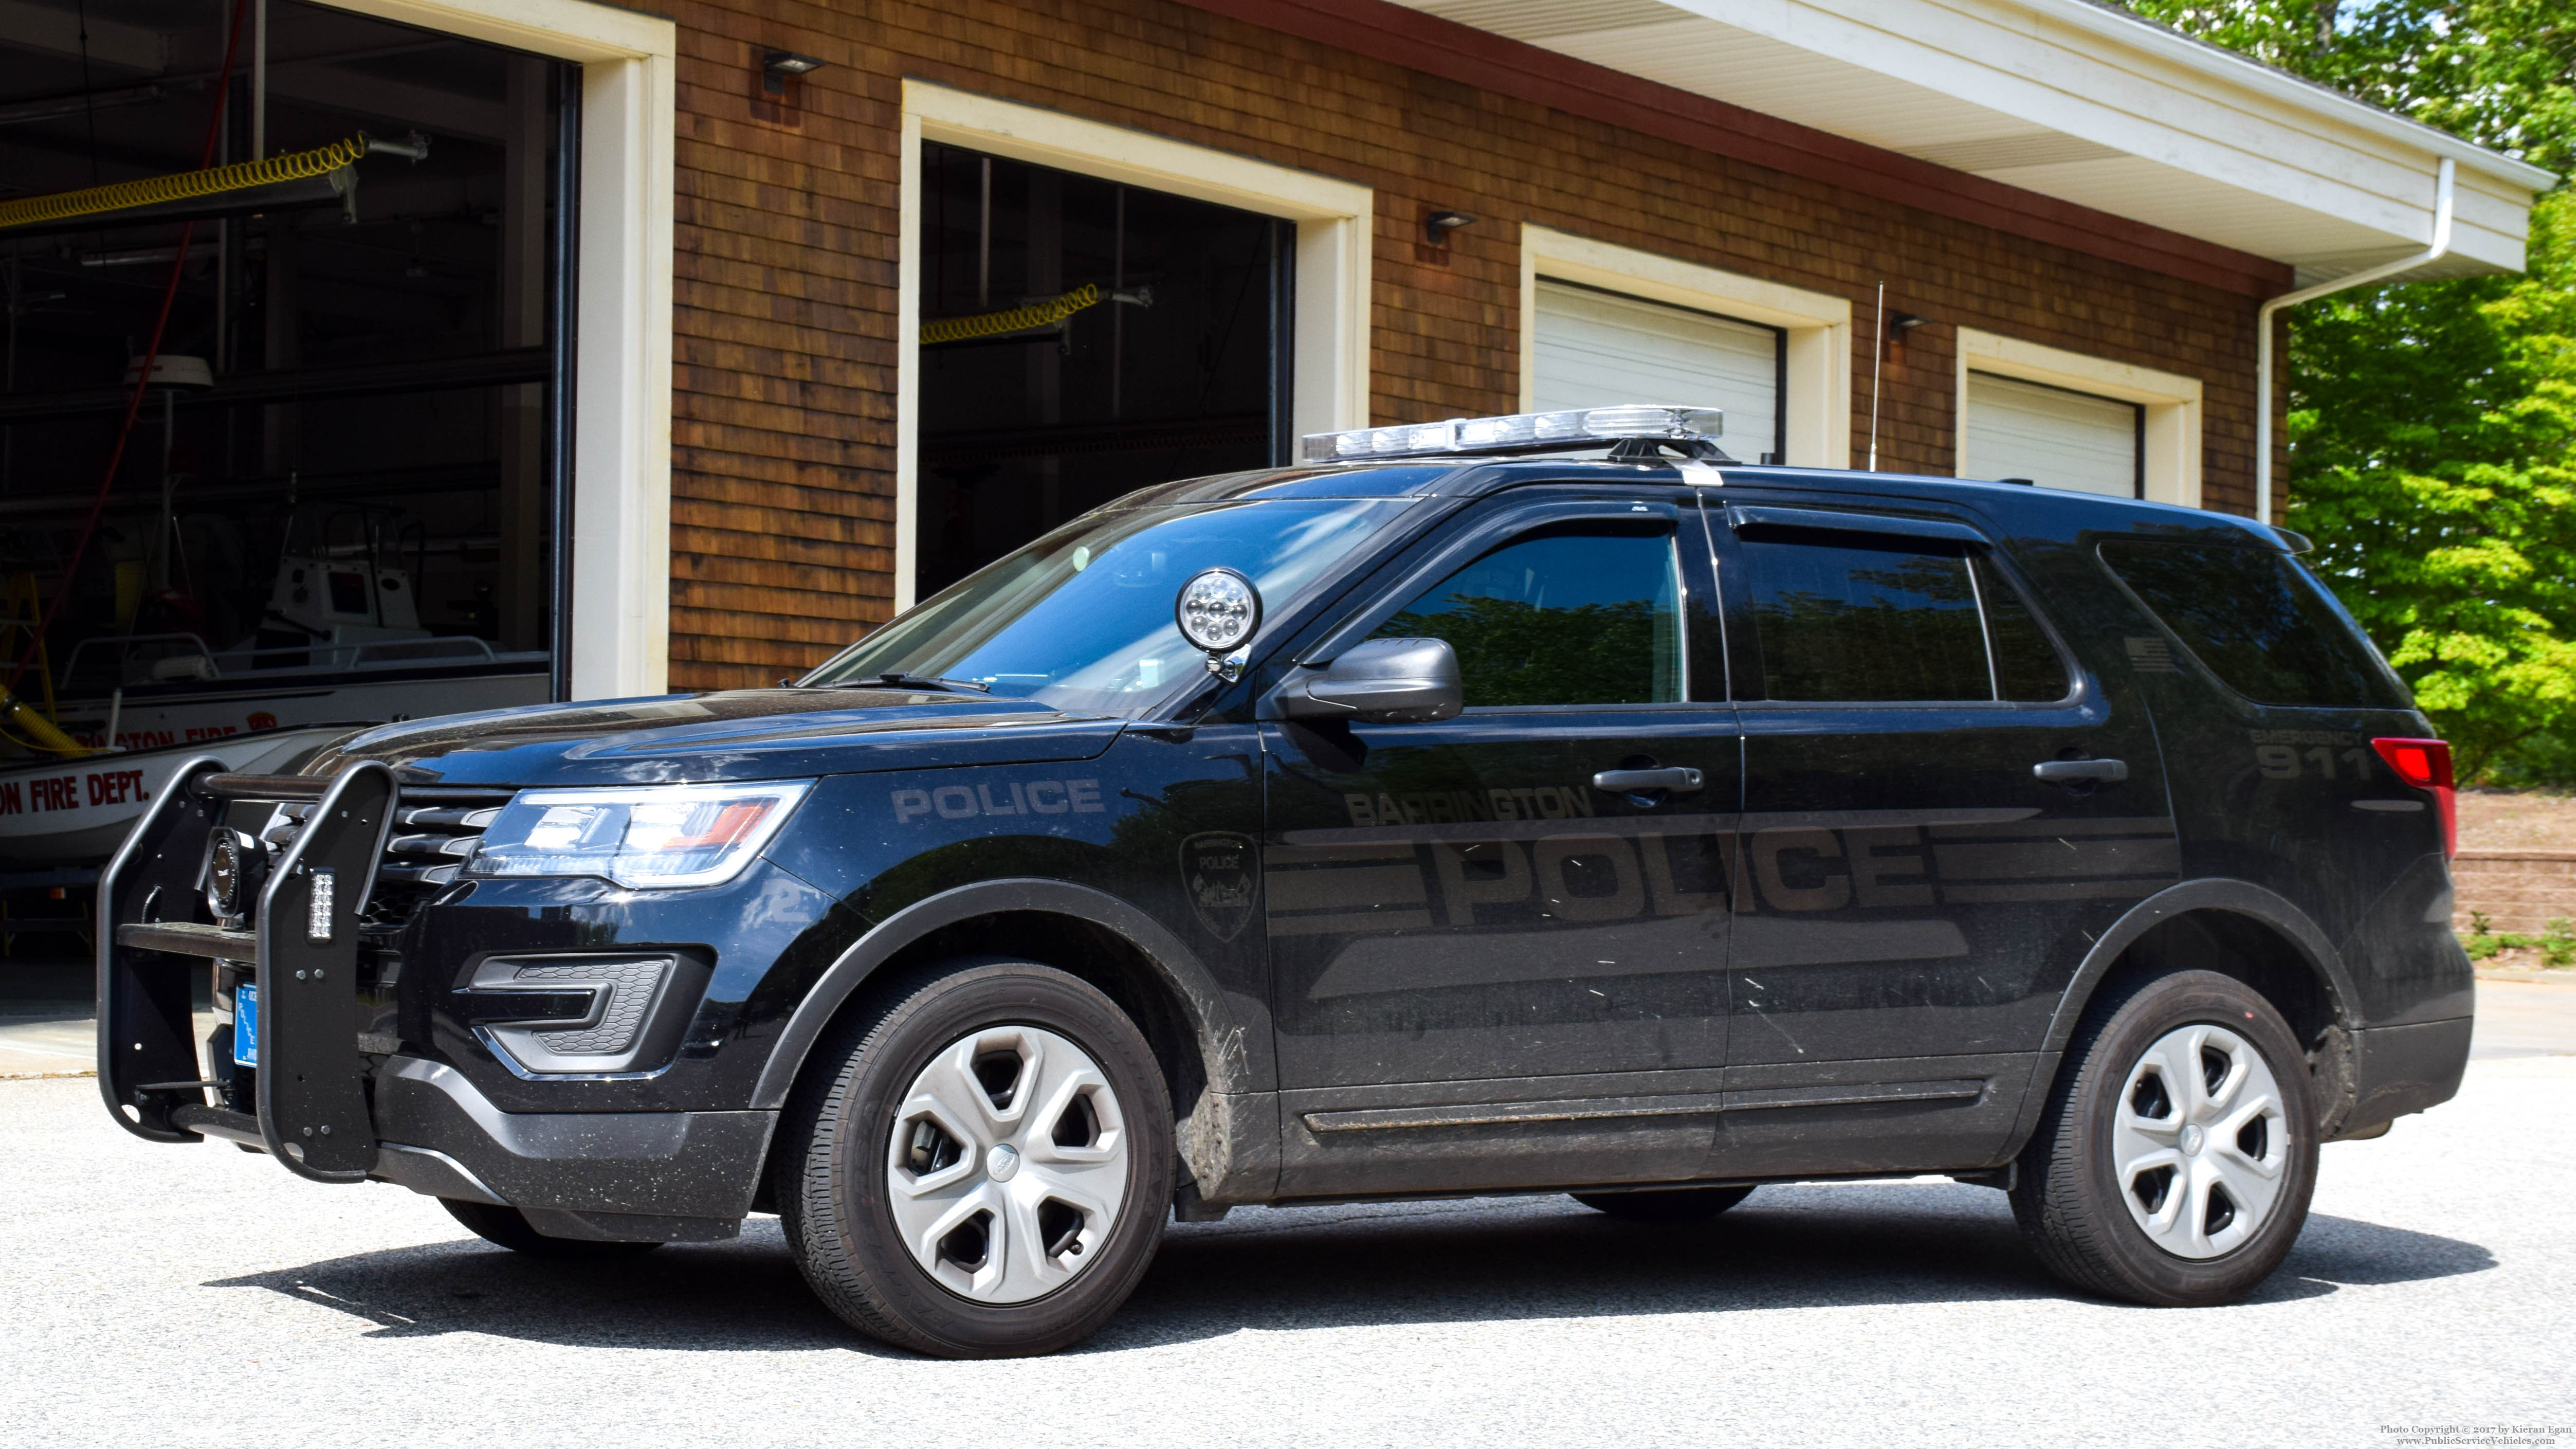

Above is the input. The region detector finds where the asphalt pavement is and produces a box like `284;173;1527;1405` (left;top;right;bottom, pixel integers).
2470;979;2576;1058
3;1021;2570;1445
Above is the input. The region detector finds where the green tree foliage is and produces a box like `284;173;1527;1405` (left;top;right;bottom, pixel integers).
2123;1;2575;781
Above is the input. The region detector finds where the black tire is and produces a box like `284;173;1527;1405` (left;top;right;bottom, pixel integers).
440;1198;663;1259
775;958;1174;1358
2010;969;2319;1307
1570;1185;1756;1222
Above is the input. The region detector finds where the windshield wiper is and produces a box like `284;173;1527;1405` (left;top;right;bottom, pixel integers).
809;672;992;694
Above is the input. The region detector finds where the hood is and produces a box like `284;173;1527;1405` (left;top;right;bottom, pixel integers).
302;687;1127;787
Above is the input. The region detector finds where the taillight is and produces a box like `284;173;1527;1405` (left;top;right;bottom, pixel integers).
2372;737;2456;859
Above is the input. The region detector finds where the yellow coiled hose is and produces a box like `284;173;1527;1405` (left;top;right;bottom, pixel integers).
920;283;1101;346
0;134;369;232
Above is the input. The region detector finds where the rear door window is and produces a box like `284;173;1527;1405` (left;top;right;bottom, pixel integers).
1738;533;2069;703
2097;540;2407;709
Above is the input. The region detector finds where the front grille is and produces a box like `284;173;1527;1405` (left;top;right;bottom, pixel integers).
261;784;516;925
379;797;511;886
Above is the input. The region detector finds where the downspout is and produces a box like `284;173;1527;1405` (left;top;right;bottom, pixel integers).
2256;157;2455;524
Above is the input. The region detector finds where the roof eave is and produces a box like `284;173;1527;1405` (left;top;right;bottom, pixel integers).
2039;0;2557;193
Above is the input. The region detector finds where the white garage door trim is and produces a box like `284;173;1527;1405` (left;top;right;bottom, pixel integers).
1520;226;1851;467
332;0;677;700
1956;329;2203;509
1532;280;1785;464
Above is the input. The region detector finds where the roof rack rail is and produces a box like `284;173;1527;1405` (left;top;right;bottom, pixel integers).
1301;405;1732;464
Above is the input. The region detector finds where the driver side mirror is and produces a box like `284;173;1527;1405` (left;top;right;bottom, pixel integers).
1275;637;1463;724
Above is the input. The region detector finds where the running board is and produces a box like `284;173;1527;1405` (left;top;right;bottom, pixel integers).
1301;1079;1987;1134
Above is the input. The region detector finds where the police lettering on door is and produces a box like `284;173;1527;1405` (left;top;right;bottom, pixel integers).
1272;790;2185;936
891;777;1105;823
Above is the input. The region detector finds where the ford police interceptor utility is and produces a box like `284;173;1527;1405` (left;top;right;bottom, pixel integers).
97;405;2471;1357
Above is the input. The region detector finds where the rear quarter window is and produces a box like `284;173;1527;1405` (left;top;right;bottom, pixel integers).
2096;539;2408;709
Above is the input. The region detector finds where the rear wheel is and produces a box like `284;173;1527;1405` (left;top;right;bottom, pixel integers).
1571;1185;1755;1222
776;959;1174;1357
2011;969;2318;1306
440;1199;662;1259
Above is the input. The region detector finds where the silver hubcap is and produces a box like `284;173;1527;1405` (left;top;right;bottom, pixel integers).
886;1024;1129;1304
2112;1022;2289;1259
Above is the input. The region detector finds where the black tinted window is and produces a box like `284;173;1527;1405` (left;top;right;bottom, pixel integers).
1976;556;2070;702
1743;536;1990;701
1376;529;1681;706
2098;540;2407;708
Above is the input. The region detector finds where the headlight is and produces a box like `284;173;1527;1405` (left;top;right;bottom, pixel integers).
465;781;813;889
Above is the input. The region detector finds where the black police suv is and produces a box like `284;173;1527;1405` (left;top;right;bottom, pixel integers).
98;406;2472;1357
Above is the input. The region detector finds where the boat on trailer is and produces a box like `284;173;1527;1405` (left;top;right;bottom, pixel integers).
47;632;549;752
0;723;360;865
0;637;547;866
0;509;549;868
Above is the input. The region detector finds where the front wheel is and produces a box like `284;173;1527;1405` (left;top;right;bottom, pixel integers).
776;959;1174;1357
2011;969;2319;1306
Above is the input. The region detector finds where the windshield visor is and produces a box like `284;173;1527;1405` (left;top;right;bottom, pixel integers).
805;498;1416;715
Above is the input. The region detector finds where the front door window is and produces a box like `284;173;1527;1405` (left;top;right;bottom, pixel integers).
1373;529;1683;706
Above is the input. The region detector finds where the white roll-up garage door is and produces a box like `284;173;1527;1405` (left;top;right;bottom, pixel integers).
1532;280;1782;464
1962;372;2141;498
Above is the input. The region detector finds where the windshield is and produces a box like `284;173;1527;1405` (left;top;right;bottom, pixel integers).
803;498;1417;716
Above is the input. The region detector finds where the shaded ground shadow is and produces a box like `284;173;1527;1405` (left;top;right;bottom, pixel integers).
203;1184;2495;1356
205;1219;883;1354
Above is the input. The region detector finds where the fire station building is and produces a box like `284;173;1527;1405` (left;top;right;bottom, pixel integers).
0;0;2550;701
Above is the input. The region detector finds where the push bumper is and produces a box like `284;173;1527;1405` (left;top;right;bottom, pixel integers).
96;759;772;1242
99;758;394;1176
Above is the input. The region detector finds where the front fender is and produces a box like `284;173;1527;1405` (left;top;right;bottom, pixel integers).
747;876;1270;1109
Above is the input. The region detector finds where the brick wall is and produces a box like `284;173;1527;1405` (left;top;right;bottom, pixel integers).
663;0;2283;692
2453;851;2576;936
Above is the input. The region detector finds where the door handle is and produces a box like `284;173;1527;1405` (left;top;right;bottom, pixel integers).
2032;759;2128;785
1593;766;1705;794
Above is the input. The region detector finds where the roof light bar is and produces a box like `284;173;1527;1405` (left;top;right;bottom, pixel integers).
1301;405;1725;463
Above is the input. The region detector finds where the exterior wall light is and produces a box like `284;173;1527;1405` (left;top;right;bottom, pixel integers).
1424;210;1476;244
763;51;826;95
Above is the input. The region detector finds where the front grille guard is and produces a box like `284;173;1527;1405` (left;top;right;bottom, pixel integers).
97;759;398;1182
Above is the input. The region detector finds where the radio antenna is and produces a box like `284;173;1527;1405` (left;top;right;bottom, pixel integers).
1867;281;1885;472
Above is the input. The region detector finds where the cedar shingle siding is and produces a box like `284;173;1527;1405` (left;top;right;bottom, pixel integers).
666;0;2282;691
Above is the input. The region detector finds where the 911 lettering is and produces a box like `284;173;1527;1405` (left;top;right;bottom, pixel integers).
890;777;1105;824
2254;744;2376;780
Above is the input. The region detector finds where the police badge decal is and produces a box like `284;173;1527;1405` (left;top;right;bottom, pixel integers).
1180;831;1258;943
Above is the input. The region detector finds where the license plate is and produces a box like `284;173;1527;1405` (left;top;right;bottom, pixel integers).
233;982;259;1068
